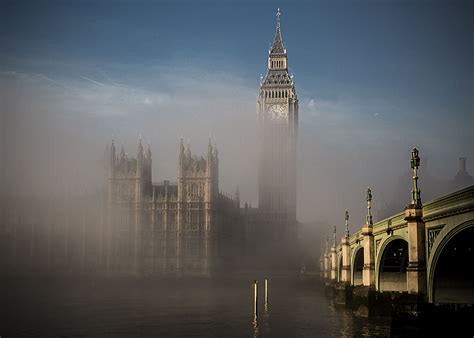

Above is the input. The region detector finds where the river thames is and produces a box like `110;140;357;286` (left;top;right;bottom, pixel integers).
1;275;398;337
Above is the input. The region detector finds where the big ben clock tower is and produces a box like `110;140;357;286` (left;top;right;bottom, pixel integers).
257;9;298;231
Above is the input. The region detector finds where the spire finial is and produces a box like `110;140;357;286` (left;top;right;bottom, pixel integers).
270;8;285;54
366;187;373;226
345;210;350;239
410;146;421;206
333;225;337;247
146;142;151;158
207;137;213;157
186;141;191;158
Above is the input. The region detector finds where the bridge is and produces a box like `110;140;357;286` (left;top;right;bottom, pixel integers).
320;148;474;305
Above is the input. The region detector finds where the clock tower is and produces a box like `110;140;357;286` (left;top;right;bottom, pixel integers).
257;9;298;226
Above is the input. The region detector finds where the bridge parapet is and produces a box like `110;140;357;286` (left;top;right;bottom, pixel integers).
423;186;474;222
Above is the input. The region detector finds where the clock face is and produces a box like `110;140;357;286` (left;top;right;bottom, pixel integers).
267;104;287;120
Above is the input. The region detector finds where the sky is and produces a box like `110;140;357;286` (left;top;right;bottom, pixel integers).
1;0;473;234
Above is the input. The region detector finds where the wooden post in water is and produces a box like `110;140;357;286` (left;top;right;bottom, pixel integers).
81;209;86;271
253;280;258;318
264;278;268;308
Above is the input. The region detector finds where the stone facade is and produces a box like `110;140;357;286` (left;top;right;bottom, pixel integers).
105;139;240;275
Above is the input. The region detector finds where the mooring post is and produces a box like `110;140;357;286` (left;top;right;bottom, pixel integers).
264;278;268;306
253;280;258;318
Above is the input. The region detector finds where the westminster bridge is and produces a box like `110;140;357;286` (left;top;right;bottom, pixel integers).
320;148;474;306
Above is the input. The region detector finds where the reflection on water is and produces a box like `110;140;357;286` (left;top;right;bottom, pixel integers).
1;275;391;337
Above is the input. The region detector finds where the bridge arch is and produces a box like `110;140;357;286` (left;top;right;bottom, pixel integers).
428;220;474;303
376;236;408;292
351;245;364;285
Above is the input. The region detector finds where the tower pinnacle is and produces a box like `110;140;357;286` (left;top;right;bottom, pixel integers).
270;8;285;54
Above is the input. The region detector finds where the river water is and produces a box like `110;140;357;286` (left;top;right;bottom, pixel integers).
2;275;394;337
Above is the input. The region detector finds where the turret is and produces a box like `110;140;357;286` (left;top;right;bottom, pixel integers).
207;138;213;158
145;143;152;186
146;143;152;161
186;142;191;159
120;144;126;162
137;138;144;177
214;144;219;196
110;140;116;177
207;138;214;175
213;144;218;176
235;186;240;207
178;138;185;177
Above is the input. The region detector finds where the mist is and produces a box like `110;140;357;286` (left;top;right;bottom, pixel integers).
2;63;472;235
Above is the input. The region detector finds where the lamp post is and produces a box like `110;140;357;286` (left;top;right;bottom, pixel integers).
345;210;349;239
411;147;421;206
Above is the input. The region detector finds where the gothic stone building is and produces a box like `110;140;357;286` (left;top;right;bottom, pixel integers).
105;10;298;275
106;139;240;275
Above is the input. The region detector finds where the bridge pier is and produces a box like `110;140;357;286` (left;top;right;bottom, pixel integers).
340;237;351;283
351;285;377;316
405;205;427;299
330;245;337;281
333;282;353;306
323;252;329;279
362;188;375;288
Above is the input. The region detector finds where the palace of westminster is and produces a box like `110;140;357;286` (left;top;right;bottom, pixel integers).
105;10;298;274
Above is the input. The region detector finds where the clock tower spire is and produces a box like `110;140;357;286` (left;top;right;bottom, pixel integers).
257;9;298;245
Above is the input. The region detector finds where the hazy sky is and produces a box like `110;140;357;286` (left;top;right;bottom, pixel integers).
1;0;472;233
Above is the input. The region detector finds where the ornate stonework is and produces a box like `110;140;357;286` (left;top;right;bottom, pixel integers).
427;226;444;257
106;139;240;275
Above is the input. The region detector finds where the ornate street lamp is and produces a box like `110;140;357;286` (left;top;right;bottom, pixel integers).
411;146;421;206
